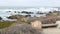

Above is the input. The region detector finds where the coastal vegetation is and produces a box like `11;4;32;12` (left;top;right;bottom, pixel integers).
0;11;60;34
0;21;15;29
7;15;30;24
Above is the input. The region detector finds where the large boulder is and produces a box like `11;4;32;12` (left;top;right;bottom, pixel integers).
31;20;42;29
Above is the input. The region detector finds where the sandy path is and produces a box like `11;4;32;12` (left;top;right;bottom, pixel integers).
43;28;60;34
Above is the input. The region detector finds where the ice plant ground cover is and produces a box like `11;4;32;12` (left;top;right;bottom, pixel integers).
0;21;15;29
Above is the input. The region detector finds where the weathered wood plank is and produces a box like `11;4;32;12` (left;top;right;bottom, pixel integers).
42;24;58;27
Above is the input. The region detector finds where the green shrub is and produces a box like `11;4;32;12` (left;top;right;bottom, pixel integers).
0;21;15;29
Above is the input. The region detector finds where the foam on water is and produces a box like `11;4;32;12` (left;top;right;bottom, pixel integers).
0;7;59;20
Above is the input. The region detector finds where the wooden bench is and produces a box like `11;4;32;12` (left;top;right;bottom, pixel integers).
42;24;58;28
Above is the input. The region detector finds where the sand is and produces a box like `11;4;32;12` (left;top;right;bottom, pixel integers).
43;28;60;34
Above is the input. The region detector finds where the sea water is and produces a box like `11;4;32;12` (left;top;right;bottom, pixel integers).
0;7;58;20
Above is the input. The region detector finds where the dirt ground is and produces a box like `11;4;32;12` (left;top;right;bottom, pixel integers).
43;27;60;34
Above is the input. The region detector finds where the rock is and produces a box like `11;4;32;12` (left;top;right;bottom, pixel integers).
31;20;42;29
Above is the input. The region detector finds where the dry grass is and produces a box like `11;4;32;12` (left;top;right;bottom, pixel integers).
0;24;43;34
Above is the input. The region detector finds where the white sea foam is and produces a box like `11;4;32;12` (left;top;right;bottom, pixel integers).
0;7;59;20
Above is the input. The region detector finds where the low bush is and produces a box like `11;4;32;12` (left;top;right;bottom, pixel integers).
0;21;15;29
0;24;42;34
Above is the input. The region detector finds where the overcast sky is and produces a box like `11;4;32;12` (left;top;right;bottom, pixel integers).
0;0;60;7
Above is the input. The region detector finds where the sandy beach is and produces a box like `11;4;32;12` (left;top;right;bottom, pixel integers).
43;27;60;34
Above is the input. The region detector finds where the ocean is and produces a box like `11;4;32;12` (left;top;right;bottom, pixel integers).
0;7;59;20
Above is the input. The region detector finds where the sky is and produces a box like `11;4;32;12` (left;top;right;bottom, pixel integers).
0;0;60;7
